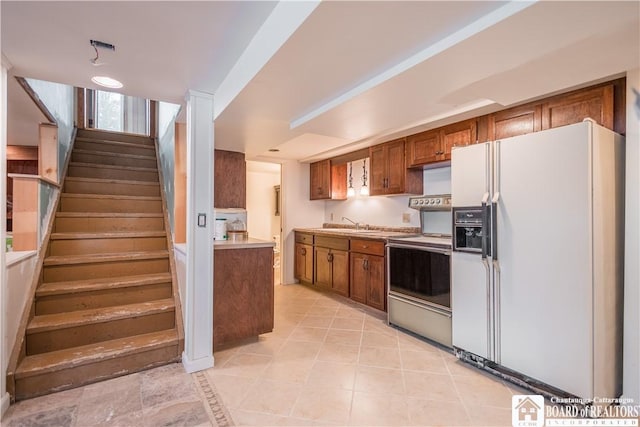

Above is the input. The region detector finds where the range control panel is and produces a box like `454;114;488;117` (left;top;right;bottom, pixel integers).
408;194;452;211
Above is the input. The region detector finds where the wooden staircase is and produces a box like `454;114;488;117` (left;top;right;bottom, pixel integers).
8;129;183;401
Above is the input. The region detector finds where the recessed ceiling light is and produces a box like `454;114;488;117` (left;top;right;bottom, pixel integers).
268;148;280;152
91;76;123;89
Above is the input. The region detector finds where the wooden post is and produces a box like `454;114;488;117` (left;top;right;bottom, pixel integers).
149;100;157;139
38;123;58;184
76;87;85;129
9;175;38;251
174;122;187;244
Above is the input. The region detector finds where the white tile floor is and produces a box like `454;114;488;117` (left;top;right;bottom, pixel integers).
2;283;531;426
208;283;524;426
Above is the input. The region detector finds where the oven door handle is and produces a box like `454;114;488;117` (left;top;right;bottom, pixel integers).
389;292;452;318
386;243;451;255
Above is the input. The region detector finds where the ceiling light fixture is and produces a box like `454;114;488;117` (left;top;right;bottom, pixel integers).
347;162;355;197
91;76;123;89
268;148;280;152
360;159;369;196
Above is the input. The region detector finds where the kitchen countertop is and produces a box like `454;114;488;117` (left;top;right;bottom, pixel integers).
295;227;419;240
214;237;276;250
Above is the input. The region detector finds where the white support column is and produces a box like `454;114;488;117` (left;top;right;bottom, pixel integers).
182;90;214;373
1;55;12;416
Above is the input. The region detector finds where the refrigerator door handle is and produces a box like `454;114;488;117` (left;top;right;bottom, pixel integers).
482;257;492;359
491;200;498;261
492;259;501;364
481;200;489;260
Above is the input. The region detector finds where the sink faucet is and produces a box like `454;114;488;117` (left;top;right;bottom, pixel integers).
342;216;360;230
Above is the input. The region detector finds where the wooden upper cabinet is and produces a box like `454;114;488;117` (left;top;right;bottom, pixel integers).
310;160;330;200
369;145;387;196
488;104;542;141
541;84;614;131
214;149;246;208
441;119;477;161
370;139;422;196
385;139;406;194
408;119;477;166
407;129;441;167
310;159;347;200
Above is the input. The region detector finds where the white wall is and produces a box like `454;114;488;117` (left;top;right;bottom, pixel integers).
1;57;10;417
324;165;451;228
246;161;281;242
4;253;38;378
623;68;640;405
281;160;325;284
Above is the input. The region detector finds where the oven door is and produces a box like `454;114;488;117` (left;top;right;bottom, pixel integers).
387;243;452;347
387;243;451;310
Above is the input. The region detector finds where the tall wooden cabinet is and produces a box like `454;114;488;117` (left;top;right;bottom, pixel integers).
369;139;422;196
214;149;246;208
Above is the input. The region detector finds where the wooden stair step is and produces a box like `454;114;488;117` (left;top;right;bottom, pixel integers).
63;176;160;197
13;329;180;400
68;162;157;172
59;193;162;213
61;193;161;201
35;273;173;314
56;212;164;218
27;299;175;334
37;273;173;297
75;136;156;149
64;176;160;187
15;329;178;379
71;149;157;169
54;212;165;233
26;299;176;354
47;231;168;256
72;149;156;161
68;162;158;182
75;129;155;146
50;231;166;240
44;250;169;266
42;250;170;282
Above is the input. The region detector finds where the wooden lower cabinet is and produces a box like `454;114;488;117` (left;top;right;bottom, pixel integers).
213;247;274;349
350;238;386;311
295;242;313;283
314;246;349;297
294;233;387;310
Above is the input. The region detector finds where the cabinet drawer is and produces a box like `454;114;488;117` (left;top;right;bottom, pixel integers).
314;235;349;251
350;239;385;256
295;233;314;245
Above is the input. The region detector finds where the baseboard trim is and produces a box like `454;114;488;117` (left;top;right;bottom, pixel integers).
1;392;10;419
181;351;214;373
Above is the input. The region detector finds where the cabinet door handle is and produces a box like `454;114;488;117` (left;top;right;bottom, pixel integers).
301;248;306;256
327;253;334;262
363;258;369;270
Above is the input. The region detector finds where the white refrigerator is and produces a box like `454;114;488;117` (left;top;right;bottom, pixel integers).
451;120;624;400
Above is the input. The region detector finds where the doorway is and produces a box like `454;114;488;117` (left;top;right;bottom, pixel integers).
246;161;282;285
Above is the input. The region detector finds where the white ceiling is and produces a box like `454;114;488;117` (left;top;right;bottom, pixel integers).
2;1;639;160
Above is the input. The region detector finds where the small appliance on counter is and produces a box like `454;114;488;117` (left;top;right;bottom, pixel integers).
213;208;247;241
387;194;453;348
227;218;248;242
